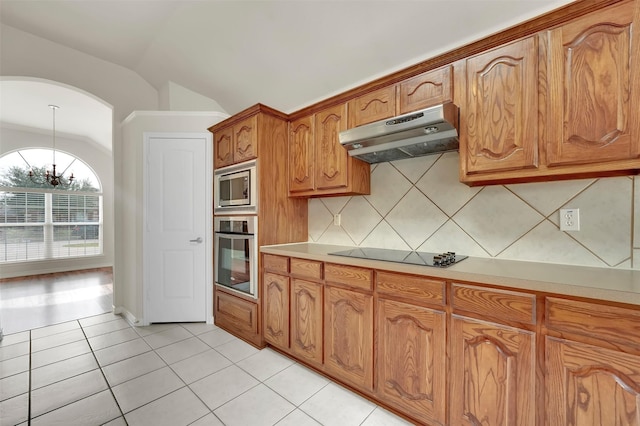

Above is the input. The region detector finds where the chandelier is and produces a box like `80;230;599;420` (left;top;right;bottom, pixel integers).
29;104;74;187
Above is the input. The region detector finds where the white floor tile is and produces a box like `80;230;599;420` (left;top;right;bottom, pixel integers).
82;318;131;338
111;366;184;413
88;327;140;351
0;371;29;401
0;331;30;347
190;365;259;410
0;341;29;362
125;387;209;426
215;383;295;426
236;347;295;381
31;328;86;352
0;393;29;426
78;312;122;328
102;416;127;426
30;369;108;417
143;326;192;349
189;413;225;426
276;409;322;426
179;322;220;336
361;406;415;425
170;349;232;384
30;389;121;426
134;323;178;337
0;354;29;379
215;338;260;362
102;351;166;386
265;363;329;406
93;338;151;366
155;336;210;365
197;328;237;348
30;339;92;369
31;352;98;390
30;320;80;339
300;382;376;426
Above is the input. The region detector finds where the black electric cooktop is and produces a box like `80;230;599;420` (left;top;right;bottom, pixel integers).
328;247;467;268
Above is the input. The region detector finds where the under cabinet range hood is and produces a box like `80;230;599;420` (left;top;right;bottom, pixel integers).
339;103;459;163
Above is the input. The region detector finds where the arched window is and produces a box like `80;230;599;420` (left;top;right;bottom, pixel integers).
0;149;103;262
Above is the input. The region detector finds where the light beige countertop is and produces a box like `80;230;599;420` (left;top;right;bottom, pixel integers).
261;243;640;306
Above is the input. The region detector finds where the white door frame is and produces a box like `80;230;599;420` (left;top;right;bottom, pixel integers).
142;132;213;325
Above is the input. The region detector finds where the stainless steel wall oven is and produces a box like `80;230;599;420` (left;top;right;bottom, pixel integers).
214;216;257;299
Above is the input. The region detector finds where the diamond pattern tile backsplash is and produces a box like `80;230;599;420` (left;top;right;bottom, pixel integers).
308;152;639;270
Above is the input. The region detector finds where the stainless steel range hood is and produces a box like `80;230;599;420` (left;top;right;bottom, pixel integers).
339;103;459;163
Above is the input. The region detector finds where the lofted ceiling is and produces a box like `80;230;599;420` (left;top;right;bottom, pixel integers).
0;0;574;150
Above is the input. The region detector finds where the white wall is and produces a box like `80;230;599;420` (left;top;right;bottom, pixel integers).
159;81;228;114
0;126;115;278
117;111;227;324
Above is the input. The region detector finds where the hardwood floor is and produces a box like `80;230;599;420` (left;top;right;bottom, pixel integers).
0;268;113;335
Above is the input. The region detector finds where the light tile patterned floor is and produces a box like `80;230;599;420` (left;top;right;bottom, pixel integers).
0;313;414;426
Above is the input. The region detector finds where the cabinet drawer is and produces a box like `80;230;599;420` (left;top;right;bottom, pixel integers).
215;289;258;335
290;258;322;280
452;283;536;324
263;254;289;273
325;263;373;291
546;297;640;350
376;271;445;306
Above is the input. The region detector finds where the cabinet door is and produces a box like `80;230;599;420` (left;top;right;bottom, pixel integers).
233;115;257;163
315;104;348;190
464;37;539;175
263;273;289;348
377;298;446;425
214;287;259;345
399;66;453;114
289;116;315;193
546;337;640;426
450;316;535;426
214;126;234;169
348;86;396;128
545;1;640;166
290;279;323;365
324;285;373;390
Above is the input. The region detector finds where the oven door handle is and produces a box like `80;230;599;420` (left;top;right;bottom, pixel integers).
215;232;254;239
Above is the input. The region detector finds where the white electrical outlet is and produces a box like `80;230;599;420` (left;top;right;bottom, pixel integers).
560;208;580;231
333;213;341;226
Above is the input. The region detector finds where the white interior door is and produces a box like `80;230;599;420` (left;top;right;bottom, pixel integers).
144;133;211;323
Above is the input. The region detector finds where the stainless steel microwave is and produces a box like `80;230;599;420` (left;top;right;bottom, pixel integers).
214;160;257;213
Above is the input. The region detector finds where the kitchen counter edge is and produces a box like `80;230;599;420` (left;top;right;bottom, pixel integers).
260;243;640;306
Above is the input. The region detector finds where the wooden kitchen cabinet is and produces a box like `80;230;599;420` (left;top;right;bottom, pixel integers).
288;104;370;197
324;285;374;391
544;0;640;167
347;65;454;128
213;115;257;168
377;297;446;425
263;272;289;348
461;36;539;178
546;337;640;426
290;278;323;365
449;284;536;426
214;286;261;347
450;316;535;426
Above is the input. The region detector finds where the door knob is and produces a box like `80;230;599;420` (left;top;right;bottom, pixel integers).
189;237;203;243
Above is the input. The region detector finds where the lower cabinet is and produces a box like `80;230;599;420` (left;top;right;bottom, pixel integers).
324;285;374;391
377;298;446;425
545;337;640;426
450;316;536;426
263;272;289;348
290;278;323;365
214;286;260;347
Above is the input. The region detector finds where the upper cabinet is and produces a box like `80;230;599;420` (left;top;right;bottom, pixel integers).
347;66;453;128
461;37;539;176
460;0;640;185
213;115;257;169
288;103;370;197
544;0;640;167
